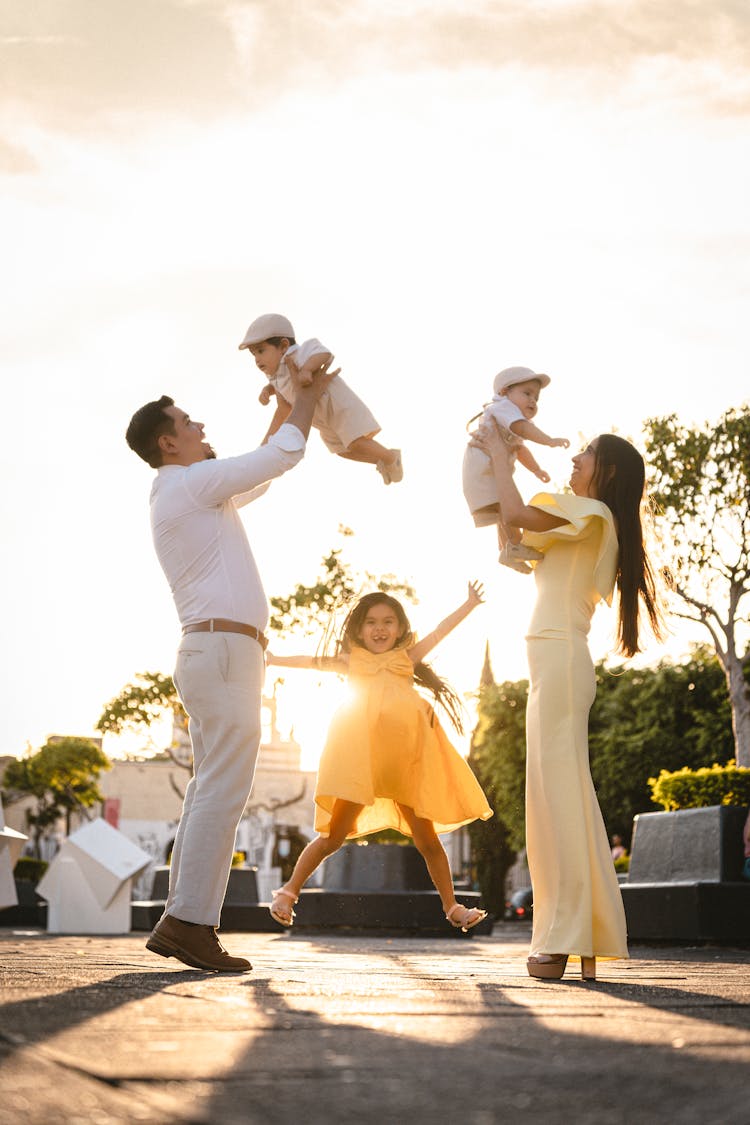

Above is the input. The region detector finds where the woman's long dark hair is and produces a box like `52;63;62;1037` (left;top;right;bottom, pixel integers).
592;435;664;657
339;592;465;733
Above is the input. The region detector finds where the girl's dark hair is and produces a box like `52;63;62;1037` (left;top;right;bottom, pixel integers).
592;434;664;657
125;395;175;467
339;592;465;734
265;335;296;347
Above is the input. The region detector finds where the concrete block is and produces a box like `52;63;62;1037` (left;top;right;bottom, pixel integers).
629;805;747;884
321;843;433;892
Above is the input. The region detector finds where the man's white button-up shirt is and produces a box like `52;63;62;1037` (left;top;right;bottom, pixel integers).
150;423;305;629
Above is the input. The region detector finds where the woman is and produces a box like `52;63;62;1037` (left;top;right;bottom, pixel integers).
476;426;663;980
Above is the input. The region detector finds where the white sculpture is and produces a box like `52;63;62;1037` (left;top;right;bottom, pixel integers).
0;797;28;910
37;818;151;934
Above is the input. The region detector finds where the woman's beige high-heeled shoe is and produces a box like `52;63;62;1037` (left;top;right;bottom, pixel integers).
526;954;597;981
526;954;568;979
580;956;597;981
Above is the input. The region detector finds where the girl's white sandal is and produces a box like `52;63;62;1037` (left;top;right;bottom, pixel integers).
270;888;298;927
446;903;487;932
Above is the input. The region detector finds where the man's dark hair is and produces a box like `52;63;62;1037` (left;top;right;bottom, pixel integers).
126;395;176;468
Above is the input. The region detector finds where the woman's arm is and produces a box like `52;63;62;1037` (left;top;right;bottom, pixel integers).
407;581;484;665
473;422;568;532
266;653;349;672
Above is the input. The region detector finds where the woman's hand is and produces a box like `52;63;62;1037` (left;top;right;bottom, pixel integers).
470;419;518;462
467;580;485;608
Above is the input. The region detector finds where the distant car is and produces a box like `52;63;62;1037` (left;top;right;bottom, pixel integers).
504;886;533;921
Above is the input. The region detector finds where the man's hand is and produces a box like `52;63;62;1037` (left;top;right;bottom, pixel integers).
284;354;341;440
287;352;340;397
291;350;335;388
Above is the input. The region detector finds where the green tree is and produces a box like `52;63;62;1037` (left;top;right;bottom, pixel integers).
589;649;735;842
470;649;735;883
470;679;528;850
644;406;750;766
96;535;416;756
1;738;111;857
97;672;189;801
97;671;188;763
268;527;416;635
468;679;528;911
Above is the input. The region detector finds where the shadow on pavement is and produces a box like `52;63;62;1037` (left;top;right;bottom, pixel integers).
185;949;748;1124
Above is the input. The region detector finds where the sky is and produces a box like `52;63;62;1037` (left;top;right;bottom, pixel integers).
2;0;749;768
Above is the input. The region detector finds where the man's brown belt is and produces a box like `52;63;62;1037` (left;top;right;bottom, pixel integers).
182;619;268;651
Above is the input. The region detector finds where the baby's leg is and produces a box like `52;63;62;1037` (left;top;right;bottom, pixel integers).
339;435;403;485
497;518;521;549
498;525;544;573
497;492;541;573
280;799;364;900
339;435;397;466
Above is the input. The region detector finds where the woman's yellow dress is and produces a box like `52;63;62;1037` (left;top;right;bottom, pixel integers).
314;646;493;839
522;492;628;959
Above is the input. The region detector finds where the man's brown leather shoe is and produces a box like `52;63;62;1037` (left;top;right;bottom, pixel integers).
146;914;252;972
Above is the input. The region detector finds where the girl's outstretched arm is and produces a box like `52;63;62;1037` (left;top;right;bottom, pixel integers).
266;653;349;672
407;581;484;664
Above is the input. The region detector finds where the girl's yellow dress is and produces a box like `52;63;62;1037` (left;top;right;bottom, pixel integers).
522;492;628;959
314;646;493;839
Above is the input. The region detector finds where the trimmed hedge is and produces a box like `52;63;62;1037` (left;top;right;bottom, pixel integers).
649;760;750;811
13;857;48;885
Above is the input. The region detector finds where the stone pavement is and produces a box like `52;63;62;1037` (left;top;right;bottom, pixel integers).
1;924;749;1125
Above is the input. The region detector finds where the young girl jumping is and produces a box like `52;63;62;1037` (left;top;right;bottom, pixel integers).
266;582;493;932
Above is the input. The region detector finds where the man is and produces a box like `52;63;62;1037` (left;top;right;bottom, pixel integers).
125;360;334;971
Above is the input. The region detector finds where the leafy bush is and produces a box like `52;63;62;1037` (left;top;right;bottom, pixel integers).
649;760;750;810
13;856;48;885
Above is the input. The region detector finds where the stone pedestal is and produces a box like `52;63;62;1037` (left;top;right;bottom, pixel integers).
621;805;750;943
131;844;492;937
0;879;47;927
292;843;491;937
131;864;280;932
321;843;433;892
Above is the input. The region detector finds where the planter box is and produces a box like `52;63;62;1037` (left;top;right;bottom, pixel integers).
321;843;433;892
131;865;278;932
622;805;750;943
293;843;491;937
0;879;47;927
131;847;493;937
